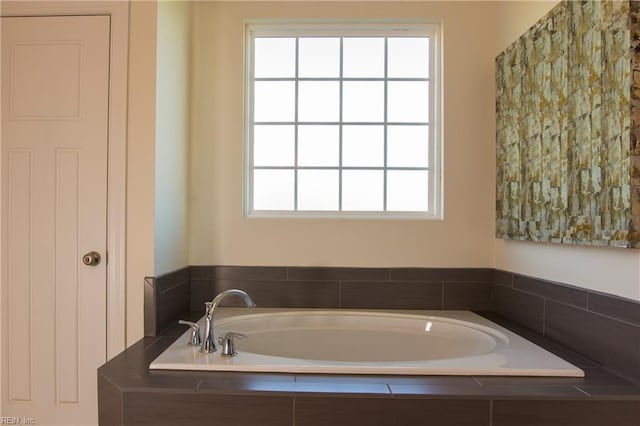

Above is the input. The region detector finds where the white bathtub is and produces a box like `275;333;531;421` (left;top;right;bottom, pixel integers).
150;309;584;377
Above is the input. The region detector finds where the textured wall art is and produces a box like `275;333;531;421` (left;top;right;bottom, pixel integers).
496;0;640;248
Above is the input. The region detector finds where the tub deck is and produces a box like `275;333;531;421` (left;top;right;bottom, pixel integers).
98;311;640;426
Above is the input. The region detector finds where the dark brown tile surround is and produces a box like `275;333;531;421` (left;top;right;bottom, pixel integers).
492;270;640;384
144;268;190;336
147;266;640;384
491;400;640;426
99;310;640;426
140;266;491;335
103;266;640;425
189;266;492;315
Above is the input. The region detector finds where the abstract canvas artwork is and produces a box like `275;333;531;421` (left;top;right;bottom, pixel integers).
496;0;640;248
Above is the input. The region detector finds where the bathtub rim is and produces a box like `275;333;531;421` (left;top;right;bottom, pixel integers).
149;308;585;377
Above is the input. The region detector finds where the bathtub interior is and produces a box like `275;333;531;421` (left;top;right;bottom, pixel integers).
149;309;585;377
214;311;505;362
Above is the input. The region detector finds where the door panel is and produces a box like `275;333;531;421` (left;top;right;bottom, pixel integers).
9;41;82;119
55;149;81;404
6;149;32;403
2;15;110;425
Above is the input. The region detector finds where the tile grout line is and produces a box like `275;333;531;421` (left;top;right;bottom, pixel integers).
542;298;546;337
489;399;493;426
512;284;588;309
501;282;563;305
119;380;125;425
292;396;296;426
157;279;190;295
496;281;640;328
574;385;590;397
585;291;590;311
583;293;640;327
546;296;640;329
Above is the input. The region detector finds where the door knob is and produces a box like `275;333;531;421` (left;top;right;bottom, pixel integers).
82;251;101;266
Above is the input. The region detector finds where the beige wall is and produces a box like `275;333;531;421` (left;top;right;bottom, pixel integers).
189;1;498;268
127;0;157;345
492;0;640;301
495;0;557;53
121;0;640;346
155;1;191;275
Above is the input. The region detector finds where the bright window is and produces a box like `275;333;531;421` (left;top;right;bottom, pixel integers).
245;23;442;218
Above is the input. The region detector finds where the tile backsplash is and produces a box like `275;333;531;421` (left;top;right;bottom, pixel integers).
190;266;493;312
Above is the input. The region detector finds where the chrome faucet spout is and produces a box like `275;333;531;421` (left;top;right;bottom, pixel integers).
210;289;256;313
200;289;255;354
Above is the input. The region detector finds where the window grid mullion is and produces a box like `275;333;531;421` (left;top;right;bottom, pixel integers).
255;77;430;82
250;36;256;214
254;166;430;171
255;121;430;126
294;37;300;210
338;37;344;212
383;37;389;212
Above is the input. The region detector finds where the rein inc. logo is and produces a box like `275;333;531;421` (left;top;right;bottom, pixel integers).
1;418;35;425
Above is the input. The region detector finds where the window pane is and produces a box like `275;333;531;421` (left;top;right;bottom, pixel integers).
387;81;429;123
343;38;385;78
342;170;383;211
254;125;295;166
342;125;384;167
387;170;428;211
249;25;440;217
298;125;339;166
253;169;294;210
387;125;429;167
299;38;340;78
298;170;339;210
254;38;295;78
254;81;295;122
387;37;429;78
343;81;384;122
298;81;340;122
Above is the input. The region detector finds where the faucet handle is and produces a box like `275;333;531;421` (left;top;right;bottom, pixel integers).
221;332;246;357
178;320;202;346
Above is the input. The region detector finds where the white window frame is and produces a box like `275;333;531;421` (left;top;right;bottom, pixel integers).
244;21;443;219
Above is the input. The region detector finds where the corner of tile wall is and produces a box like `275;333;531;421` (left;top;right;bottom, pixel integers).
143;276;157;337
145;267;191;336
491;269;640;385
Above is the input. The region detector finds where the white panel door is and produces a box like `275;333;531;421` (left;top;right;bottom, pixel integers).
1;15;110;425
